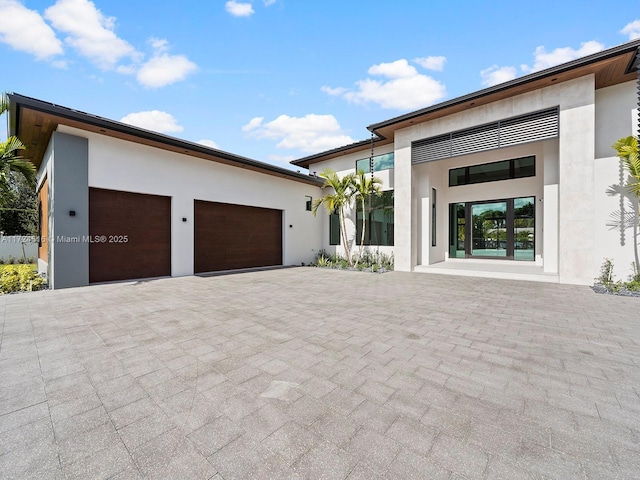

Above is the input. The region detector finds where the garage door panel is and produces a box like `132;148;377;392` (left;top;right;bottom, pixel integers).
89;188;171;283
195;200;282;273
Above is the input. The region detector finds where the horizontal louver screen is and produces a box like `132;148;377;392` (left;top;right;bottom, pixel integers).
451;123;500;157
411;134;451;163
499;108;558;146
411;107;559;164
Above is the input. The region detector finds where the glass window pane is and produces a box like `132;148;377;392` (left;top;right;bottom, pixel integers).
514;196;535;261
355;153;394;174
358;190;394;246
468;160;510;184
449;167;466;186
449;203;466;258
329;213;340;245
514;156;535;178
356;158;369;174
471;202;507;257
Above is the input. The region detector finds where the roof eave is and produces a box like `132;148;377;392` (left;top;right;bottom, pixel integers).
9;93;324;186
367;39;640;133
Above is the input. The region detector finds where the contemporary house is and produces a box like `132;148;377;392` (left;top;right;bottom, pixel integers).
293;39;640;285
6;39;640;289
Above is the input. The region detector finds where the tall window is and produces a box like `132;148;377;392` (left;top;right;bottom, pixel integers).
431;188;437;247
355;190;394;246
329;211;340;245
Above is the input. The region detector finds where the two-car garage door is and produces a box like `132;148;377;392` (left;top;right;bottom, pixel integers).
89;188;282;282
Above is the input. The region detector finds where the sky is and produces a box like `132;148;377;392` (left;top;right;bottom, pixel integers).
1;0;639;171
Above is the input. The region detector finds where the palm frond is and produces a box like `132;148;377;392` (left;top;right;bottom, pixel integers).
0;92;8;116
0;136;26;160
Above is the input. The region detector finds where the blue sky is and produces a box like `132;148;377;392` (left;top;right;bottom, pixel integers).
1;0;639;170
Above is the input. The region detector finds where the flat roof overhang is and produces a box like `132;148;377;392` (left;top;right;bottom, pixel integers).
8;94;324;187
292;39;640;169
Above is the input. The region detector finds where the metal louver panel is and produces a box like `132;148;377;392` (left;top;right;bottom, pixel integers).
411;133;450;163
451;123;500;156
411;107;559;164
499;108;558;147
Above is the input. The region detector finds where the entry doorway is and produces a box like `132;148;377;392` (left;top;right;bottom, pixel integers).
449;197;535;261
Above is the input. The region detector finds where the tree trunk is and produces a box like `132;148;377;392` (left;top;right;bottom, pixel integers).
338;207;353;266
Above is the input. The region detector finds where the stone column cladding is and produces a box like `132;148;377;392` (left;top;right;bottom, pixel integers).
393;145;413;271
557;75;596;284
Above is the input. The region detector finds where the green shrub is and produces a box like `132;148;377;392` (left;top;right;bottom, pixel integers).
7;255;15;265
0;265;45;294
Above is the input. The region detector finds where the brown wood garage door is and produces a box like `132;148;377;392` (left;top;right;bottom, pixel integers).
89;188;171;283
194;200;282;273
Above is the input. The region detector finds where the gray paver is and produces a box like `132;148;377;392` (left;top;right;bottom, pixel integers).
0;268;638;479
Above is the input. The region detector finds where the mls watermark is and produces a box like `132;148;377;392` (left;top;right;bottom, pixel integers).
55;235;130;244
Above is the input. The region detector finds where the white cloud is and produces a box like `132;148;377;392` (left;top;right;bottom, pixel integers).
621;20;640;40
197;139;220;149
263;0;276;5
321;86;347;96
120;111;183;134
368;59;417;78
323;58;446;110
242;116;264;131
0;0;63;60
480;65;517;87
243;114;354;153
136;38;197;88
414;55;446;71
225;0;254;17
45;0;139;70
521;40;605;73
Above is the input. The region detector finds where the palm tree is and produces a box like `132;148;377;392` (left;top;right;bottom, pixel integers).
613;136;640;197
0;93;36;206
311;169;356;266
353;169;382;266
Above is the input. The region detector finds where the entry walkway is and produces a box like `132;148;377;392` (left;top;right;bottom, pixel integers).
416;259;559;283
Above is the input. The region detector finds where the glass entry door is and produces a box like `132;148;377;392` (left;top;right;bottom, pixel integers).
471;201;507;257
449;197;535;261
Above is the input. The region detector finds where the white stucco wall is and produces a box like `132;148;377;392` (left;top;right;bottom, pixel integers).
57;125;324;276
593;81;639;281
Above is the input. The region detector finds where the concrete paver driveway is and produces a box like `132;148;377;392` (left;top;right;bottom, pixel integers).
0;268;639;479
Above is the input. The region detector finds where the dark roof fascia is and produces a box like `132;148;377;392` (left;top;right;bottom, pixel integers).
8;93;324;186
367;39;640;133
290;136;386;167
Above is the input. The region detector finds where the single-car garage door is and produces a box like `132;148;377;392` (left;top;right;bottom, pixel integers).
194;200;282;273
89;188;171;283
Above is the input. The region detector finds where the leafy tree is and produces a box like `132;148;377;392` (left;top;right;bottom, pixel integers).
0;93;37;206
312;169;356;266
613;136;640;198
0;171;37;235
353;169;382;266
